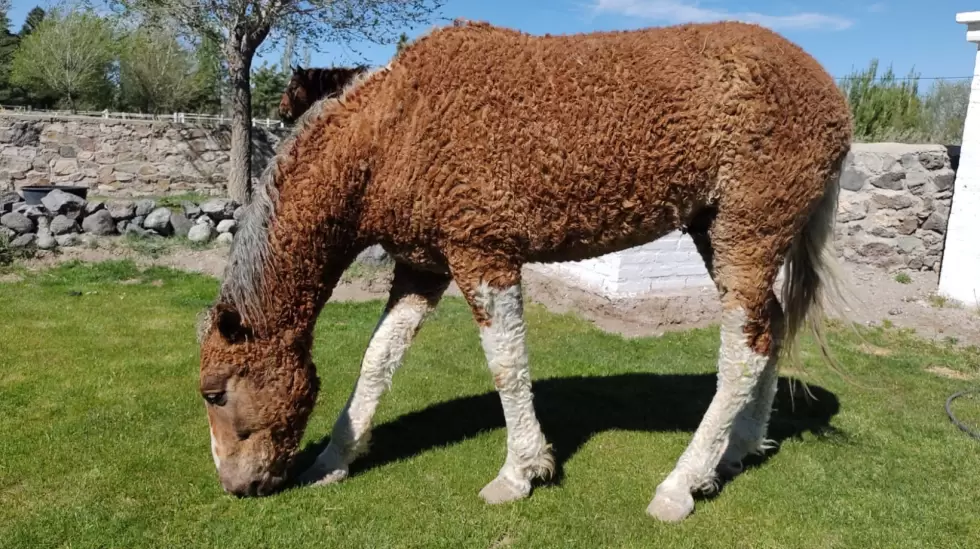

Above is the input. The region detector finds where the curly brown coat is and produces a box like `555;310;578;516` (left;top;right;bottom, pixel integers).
198;19;852;509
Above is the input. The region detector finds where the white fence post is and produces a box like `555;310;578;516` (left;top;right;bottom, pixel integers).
939;12;980;306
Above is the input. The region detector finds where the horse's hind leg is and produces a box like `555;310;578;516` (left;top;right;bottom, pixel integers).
648;212;789;523
690;230;785;473
449;254;554;504
303;262;450;485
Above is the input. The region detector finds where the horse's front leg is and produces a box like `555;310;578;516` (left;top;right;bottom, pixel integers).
302;262;450;485
451;256;554;504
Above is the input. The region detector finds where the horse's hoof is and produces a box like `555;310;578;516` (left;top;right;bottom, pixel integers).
311;467;349;486
479;476;529;504
647;486;695;523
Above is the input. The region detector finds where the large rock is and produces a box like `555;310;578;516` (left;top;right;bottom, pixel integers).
216;219;237;234
36;230;57;250
181;201;201;219
135;199;157;218
1;212;34;234
41;189;86;215
216;232;234;246
107;200;136;220
143;207;173;235
187;223;215;243
200;198;235;220
81;210;116;235
50;215;79;235
84;200;106;216
9;233;35;248
170;212;193;238
55;233;80;247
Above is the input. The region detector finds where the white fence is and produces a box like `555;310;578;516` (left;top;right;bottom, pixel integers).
0;104;285;128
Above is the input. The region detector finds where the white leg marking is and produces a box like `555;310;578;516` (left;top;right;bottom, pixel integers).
648;308;769;522
209;426;221;470
304;295;432;485
721;360;780;472
474;283;554;504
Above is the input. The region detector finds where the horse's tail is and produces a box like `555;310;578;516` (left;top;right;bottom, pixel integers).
780;154;853;372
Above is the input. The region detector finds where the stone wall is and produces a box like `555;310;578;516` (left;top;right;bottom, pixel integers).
529;143;958;298
0;115;286;198
0;114;959;291
836;143;955;272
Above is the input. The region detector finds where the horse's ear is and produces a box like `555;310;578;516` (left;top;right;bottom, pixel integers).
293;65;303;74
213;304;252;344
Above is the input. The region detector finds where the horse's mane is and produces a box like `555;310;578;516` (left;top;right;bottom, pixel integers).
210;66;386;332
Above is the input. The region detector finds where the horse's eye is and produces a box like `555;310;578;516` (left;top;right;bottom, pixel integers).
203;391;227;406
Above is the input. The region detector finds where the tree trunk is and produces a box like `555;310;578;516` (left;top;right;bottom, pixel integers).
226;47;253;205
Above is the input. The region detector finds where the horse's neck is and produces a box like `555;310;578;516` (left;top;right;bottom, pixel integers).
251;143;366;335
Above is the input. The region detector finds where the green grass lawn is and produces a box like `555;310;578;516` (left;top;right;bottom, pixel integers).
1;261;979;548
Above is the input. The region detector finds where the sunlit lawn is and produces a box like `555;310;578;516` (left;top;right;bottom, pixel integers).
1;260;979;548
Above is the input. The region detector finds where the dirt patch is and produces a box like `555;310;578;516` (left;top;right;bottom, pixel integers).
0;273;24;284
14;238;980;347
926;366;975;381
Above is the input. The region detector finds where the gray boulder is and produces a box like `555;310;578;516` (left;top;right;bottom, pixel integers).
216;232;234;246
56;233;80;247
107;200;136;220
181;201;202;218
41;189;86;215
170;212;193;238
82;210;116;235
187;223;215;243
84;201;106;216
132;215;146;228
135;199;157;217
216;219;237;234
10;233;35;248
195;215;215;227
14;204;46;219
1;212;34;234
143;207;173;235
36;230;57;250
50;215;80;235
116;220;130;234
200;198;235;220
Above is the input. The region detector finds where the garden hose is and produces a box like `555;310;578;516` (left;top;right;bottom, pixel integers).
945;388;980;441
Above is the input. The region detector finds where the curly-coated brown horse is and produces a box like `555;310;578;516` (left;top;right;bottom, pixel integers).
278;64;369;123
198;19;852;523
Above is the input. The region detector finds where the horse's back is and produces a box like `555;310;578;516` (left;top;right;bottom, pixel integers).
364;20;851;263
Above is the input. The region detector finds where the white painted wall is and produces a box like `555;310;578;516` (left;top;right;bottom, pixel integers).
527;230;713;298
938;12;980;306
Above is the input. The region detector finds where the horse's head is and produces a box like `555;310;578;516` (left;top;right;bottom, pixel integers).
198;303;319;497
279;66;312;124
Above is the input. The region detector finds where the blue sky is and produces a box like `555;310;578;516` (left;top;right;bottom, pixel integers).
6;0;979;83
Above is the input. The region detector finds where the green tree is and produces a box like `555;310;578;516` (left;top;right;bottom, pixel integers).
188;33;225;114
118;26;198;113
0;0;21;104
19;6;46;37
922;80;970;145
839;59;925;142
251;62;288;119
112;0;444;203
395;32;409;53
10;8;116;112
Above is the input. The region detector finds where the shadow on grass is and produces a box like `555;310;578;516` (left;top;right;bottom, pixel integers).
289;373;841;497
